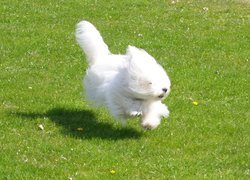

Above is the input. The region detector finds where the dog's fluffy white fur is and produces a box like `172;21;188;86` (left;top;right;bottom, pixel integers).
76;21;171;129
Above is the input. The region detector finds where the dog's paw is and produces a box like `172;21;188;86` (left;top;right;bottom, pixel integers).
141;121;159;130
130;111;143;117
141;116;161;130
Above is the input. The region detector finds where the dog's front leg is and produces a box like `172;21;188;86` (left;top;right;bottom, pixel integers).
141;100;169;129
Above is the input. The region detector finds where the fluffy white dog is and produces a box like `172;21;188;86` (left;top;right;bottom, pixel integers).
75;21;171;129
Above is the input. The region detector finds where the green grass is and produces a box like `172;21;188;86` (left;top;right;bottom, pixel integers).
1;0;249;179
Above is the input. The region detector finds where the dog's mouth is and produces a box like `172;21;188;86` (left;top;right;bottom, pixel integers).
158;88;170;99
158;94;164;99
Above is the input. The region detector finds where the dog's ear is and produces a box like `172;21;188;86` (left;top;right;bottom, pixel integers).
126;45;141;57
126;46;158;77
125;46;143;78
126;45;147;60
126;46;143;72
126;45;157;64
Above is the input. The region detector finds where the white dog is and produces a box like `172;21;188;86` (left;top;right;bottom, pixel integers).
75;21;171;129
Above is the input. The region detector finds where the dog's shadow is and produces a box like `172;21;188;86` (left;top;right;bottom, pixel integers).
14;108;142;140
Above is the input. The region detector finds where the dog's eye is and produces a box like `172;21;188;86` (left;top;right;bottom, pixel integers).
148;82;152;85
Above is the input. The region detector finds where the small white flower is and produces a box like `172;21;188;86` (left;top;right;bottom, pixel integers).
38;124;44;130
203;7;209;11
171;0;179;4
61;155;67;160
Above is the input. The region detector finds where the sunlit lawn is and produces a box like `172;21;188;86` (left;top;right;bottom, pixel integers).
1;0;249;178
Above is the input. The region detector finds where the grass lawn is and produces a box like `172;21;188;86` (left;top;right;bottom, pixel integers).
1;0;249;179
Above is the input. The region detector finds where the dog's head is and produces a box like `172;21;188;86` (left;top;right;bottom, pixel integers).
125;46;171;100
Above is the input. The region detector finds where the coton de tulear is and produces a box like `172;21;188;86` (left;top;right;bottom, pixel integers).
76;21;171;129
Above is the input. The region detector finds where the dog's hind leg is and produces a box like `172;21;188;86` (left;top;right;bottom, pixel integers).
125;98;143;117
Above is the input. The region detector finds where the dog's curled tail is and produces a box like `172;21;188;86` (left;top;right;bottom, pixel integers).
75;21;110;65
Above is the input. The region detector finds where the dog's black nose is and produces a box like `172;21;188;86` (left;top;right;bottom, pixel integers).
162;88;168;93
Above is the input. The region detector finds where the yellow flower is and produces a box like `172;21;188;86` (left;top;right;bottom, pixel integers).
76;128;84;131
192;101;199;106
110;169;116;174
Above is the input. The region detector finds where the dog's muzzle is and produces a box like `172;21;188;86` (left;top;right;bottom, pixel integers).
158;94;164;98
158;88;168;98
